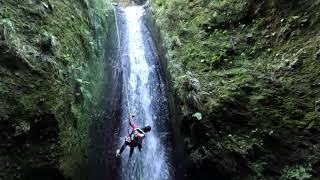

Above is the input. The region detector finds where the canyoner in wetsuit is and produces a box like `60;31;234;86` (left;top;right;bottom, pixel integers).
116;114;151;158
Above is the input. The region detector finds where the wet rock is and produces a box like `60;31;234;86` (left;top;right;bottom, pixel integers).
1;0;112;179
40;34;57;54
24;167;67;180
133;0;147;5
288;58;303;70
315;49;320;61
0;44;28;72
316;99;320;112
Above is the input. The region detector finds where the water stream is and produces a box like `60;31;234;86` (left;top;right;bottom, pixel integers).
117;6;172;180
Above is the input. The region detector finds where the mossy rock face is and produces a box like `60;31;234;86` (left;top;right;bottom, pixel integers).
0;0;112;179
133;0;147;5
150;0;320;179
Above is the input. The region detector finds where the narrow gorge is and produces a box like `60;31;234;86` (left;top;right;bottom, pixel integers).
1;0;320;180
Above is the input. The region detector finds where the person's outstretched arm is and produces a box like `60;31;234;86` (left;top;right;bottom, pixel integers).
129;114;137;129
129;114;134;128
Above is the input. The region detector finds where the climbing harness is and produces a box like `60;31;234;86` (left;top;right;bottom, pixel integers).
112;5;144;180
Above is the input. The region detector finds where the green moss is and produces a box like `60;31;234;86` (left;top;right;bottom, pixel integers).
151;0;320;178
0;0;112;178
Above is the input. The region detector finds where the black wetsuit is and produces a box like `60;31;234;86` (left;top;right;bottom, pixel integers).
118;121;145;158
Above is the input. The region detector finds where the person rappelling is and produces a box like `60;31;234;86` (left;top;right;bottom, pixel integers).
116;114;151;159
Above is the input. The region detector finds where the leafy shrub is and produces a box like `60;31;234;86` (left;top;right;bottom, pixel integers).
281;164;312;180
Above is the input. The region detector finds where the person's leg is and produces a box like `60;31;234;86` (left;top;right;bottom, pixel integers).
138;144;142;152
129;147;134;158
119;141;127;154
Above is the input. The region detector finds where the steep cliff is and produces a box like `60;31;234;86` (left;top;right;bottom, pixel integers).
0;0;112;179
150;0;320;179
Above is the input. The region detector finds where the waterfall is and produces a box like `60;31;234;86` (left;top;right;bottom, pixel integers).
117;6;172;180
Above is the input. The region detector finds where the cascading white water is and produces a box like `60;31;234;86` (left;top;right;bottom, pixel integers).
118;6;171;180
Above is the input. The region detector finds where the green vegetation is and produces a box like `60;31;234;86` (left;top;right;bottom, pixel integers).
1;0;320;179
151;0;320;179
222;134;263;155
0;0;112;179
281;164;312;180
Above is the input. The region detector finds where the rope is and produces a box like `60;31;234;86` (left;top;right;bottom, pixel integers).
112;5;121;55
113;5;143;180
123;75;132;117
139;151;144;180
112;4;132;119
